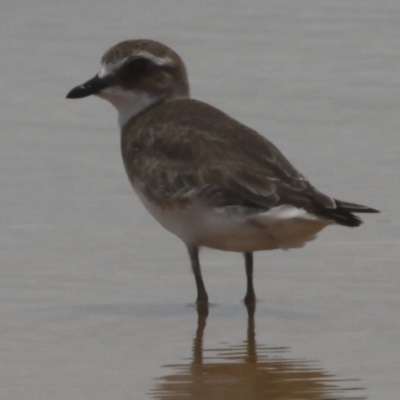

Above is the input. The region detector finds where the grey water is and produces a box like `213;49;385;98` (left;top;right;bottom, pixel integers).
1;1;399;399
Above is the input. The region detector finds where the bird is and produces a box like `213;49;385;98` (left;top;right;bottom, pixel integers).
66;39;379;306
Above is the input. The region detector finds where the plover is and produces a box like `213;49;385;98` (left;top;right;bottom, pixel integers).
67;39;378;305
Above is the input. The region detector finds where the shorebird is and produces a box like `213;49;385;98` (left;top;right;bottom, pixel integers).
66;39;378;305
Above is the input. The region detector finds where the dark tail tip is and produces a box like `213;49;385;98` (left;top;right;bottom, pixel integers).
314;199;379;227
334;199;380;214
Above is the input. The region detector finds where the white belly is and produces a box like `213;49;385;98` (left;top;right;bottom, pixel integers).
133;184;331;252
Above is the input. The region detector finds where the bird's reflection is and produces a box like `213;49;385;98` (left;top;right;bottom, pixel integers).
150;304;365;400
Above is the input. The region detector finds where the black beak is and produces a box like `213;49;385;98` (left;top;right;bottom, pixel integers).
66;75;108;99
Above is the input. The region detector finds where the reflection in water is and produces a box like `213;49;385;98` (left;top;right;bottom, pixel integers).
150;304;365;400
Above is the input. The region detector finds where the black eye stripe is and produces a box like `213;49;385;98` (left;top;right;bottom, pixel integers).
124;57;153;76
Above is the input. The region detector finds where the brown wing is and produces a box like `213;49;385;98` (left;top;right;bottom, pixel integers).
122;97;378;227
122;98;337;214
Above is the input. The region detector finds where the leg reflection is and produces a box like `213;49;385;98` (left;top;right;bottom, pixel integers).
151;304;365;399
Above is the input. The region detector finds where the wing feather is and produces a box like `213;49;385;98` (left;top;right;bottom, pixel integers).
122;99;334;212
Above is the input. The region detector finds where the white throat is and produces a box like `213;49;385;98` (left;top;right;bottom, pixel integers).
98;87;157;129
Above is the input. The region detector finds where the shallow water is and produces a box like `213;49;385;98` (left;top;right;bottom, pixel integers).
1;1;399;399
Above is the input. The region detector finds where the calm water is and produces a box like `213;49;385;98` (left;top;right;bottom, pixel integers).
1;1;399;399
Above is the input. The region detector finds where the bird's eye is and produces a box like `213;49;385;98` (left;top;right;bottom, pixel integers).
124;57;153;76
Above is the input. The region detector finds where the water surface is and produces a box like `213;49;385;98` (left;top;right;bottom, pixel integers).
0;1;398;399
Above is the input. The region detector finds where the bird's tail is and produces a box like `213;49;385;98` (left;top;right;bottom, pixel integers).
314;199;379;227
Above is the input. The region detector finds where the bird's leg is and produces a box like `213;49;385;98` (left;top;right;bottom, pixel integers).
187;245;209;305
244;252;256;305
